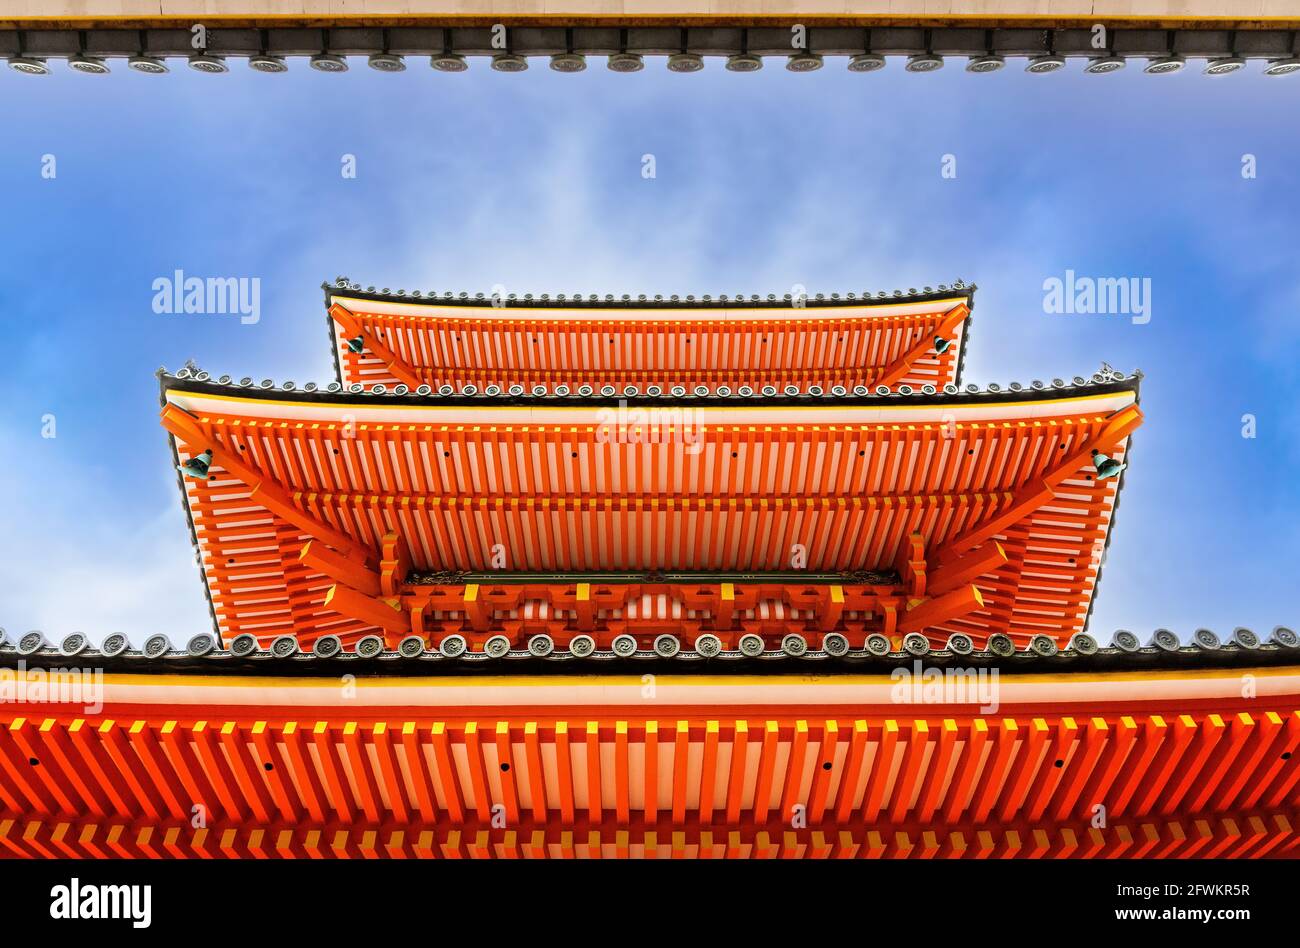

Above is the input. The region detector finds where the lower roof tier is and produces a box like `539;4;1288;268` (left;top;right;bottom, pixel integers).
160;373;1141;649
0;660;1296;860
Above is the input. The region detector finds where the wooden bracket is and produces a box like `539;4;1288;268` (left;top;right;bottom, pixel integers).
300;542;382;597
928;542;1008;597
897;584;985;635
324;584;407;637
329;303;422;389
575;583;595;631
901;533;927;599
379;531;411;598
162;403;375;566
934;404;1143;567
875;302;969;389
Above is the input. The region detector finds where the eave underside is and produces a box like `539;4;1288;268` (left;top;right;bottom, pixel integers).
1;665;1297;859
325;294;973;396
158;378;1141;652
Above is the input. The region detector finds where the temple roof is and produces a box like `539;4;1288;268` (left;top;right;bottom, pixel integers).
159;370;1141;652
323;278;976;396
2;645;1297;861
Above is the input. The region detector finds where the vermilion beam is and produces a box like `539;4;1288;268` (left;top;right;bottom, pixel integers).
874;303;969;389
329;303;422;389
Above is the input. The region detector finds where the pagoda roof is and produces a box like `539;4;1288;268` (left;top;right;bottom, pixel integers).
323;278;976;396
159;369;1141;653
1;650;1298;860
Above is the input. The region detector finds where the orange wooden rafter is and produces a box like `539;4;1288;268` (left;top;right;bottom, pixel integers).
874;302;969;389
897;584;985;634
927;541;1008;597
3;707;1297;859
330;303;421;389
933;403;1142;567
324;585;406;638
161;403;375;566
300;541;382;597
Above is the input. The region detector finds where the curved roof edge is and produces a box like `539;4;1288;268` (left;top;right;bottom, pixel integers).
2;638;1297;679
158;363;1139;410
321;277;978;310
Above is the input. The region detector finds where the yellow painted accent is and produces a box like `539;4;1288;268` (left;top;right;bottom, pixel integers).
78;665;1300;692
576;583;590;601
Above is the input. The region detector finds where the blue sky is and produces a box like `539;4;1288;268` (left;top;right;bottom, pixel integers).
0;60;1297;645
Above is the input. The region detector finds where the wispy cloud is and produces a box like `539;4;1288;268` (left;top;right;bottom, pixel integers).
0;428;211;647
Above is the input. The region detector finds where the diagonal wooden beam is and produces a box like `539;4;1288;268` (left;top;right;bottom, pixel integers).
161;403;375;566
323;584;407;637
875;302;969;389
300;541;382;597
897;584;984;635
329;303;422;389
927;541;1008;597
933;403;1143;567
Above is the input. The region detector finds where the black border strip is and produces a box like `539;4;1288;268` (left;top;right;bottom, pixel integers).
2;643;1297;679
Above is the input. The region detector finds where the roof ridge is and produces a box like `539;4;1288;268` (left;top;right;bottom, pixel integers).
323;275;978;308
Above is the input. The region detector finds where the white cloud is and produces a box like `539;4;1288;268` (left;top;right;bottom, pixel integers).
0;427;211;648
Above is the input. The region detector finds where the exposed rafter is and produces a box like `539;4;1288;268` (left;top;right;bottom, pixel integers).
874;302;968;390
328;302;422;389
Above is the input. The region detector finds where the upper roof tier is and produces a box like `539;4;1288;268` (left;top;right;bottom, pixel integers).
160;370;1140;652
324;281;975;396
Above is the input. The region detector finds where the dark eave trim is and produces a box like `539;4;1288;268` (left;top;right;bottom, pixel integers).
159;365;1139;410
3;640;1298;679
